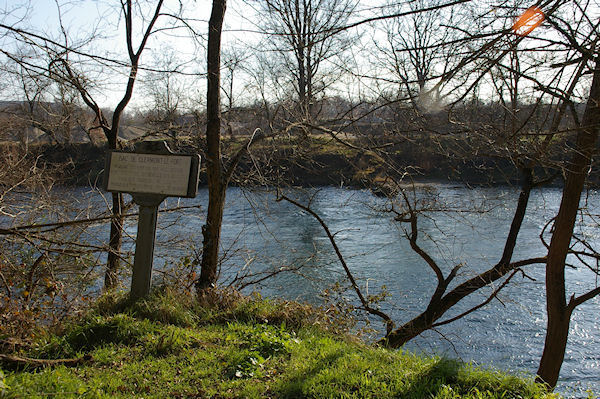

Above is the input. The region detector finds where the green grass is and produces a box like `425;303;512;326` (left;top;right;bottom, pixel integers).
1;288;558;399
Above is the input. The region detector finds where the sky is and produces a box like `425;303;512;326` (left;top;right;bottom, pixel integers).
2;0;365;108
2;0;598;110
1;0;225;108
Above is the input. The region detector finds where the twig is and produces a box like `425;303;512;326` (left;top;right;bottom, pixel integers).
0;354;92;369
277;191;395;335
0;204;202;235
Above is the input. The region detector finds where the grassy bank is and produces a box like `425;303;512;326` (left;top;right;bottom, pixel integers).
1;289;556;399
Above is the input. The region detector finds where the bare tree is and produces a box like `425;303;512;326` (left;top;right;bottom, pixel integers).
249;0;357;120
536;57;600;389
142;47;188;141
266;0;600;391
196;0;228;291
374;0;600;390
0;0;177;289
59;0;167;289
197;0;269;291
373;0;462;112
534;0;600;383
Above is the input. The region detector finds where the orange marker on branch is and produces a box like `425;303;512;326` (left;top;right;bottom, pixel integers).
512;6;545;36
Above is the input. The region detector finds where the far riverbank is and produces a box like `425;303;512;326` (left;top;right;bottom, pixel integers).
1;136;590;189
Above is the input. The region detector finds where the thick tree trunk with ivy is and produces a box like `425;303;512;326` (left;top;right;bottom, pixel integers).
197;0;227;292
536;60;600;389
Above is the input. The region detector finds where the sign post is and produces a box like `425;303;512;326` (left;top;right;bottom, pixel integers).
104;141;200;300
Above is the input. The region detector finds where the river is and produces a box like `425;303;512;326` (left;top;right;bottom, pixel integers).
146;184;599;396
10;184;600;396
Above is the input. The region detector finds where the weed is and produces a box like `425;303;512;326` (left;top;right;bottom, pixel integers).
32;314;158;358
92;288;197;328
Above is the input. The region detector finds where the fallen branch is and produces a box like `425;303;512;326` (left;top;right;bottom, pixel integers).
0;353;92;369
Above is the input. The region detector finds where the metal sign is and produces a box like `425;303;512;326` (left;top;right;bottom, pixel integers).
105;144;199;198
104;141;200;299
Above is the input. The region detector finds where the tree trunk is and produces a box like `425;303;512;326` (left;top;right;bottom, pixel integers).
297;50;307;117
536;309;572;389
104;127;123;291
536;60;600;389
197;0;227;292
105;192;124;290
198;187;225;290
382;309;437;348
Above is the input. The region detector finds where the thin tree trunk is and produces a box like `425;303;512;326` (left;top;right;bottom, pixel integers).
297;52;307;117
536;60;600;389
197;0;227;292
198;187;225;289
104;127;123;290
105;192;124;290
103;122;123;291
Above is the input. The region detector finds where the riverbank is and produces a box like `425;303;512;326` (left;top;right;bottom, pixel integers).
1;288;557;398
2;136;550;189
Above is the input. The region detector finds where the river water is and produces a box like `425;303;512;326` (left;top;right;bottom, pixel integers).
143;184;599;396
13;184;600;396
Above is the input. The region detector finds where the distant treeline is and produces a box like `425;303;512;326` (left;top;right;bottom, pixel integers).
2;96;592;188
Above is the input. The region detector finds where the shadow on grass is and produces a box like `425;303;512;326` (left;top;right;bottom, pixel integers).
400;358;462;399
275;350;347;398
275;354;462;399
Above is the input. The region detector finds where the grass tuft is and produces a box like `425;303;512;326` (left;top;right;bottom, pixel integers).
195;287;353;333
92;287;197;327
